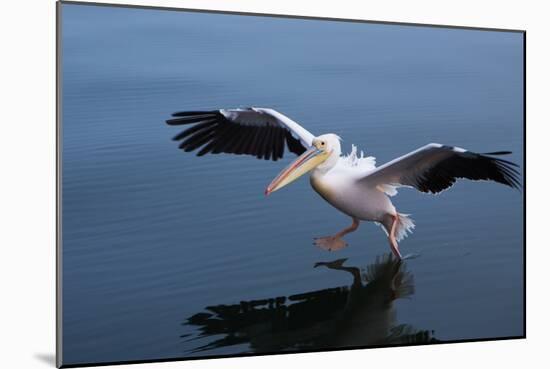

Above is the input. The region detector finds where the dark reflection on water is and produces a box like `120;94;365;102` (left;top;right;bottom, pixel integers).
184;254;438;353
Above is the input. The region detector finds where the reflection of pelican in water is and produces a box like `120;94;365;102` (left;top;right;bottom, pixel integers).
183;254;437;354
166;108;519;259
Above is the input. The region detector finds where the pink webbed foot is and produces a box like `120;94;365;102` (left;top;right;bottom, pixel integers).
313;236;348;251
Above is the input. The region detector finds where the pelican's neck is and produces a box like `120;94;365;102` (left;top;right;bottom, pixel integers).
314;150;340;175
311;166;329;178
310;162;337;202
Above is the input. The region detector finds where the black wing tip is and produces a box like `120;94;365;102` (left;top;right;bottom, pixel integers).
165;110;221;125
166;118;185;126
482;150;513;156
171;110;219;117
488;156;522;190
478;150;521;189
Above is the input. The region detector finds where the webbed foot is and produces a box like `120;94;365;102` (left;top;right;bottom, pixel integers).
313;236;348;251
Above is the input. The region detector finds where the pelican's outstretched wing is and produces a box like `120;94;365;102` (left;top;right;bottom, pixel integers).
166;107;315;161
359;143;520;194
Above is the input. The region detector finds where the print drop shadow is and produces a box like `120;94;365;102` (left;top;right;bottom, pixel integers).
182;253;438;354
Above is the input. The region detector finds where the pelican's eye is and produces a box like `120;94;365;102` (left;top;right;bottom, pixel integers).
320;141;326;147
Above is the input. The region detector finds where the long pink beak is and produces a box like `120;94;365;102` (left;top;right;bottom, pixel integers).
265;147;328;196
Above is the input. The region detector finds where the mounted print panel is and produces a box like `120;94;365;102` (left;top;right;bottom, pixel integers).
57;1;525;367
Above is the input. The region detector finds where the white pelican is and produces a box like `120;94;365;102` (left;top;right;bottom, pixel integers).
166;107;520;259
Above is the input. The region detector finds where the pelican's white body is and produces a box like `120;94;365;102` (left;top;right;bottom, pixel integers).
304;139;414;244
310;164;396;222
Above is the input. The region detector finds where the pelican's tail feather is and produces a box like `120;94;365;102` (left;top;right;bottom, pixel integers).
379;213;415;242
395;213;415;242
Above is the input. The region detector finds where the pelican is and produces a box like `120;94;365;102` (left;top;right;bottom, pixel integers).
166;107;520;259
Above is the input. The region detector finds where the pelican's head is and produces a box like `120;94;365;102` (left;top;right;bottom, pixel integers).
265;134;341;195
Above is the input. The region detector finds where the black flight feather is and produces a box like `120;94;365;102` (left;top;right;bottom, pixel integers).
166;110;308;161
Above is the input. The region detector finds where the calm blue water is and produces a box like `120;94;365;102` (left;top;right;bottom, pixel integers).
61;4;524;366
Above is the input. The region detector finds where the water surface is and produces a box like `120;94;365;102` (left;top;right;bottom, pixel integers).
61;4;524;366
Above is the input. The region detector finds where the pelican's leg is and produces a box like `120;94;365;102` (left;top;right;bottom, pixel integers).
314;218;360;252
388;215;402;260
